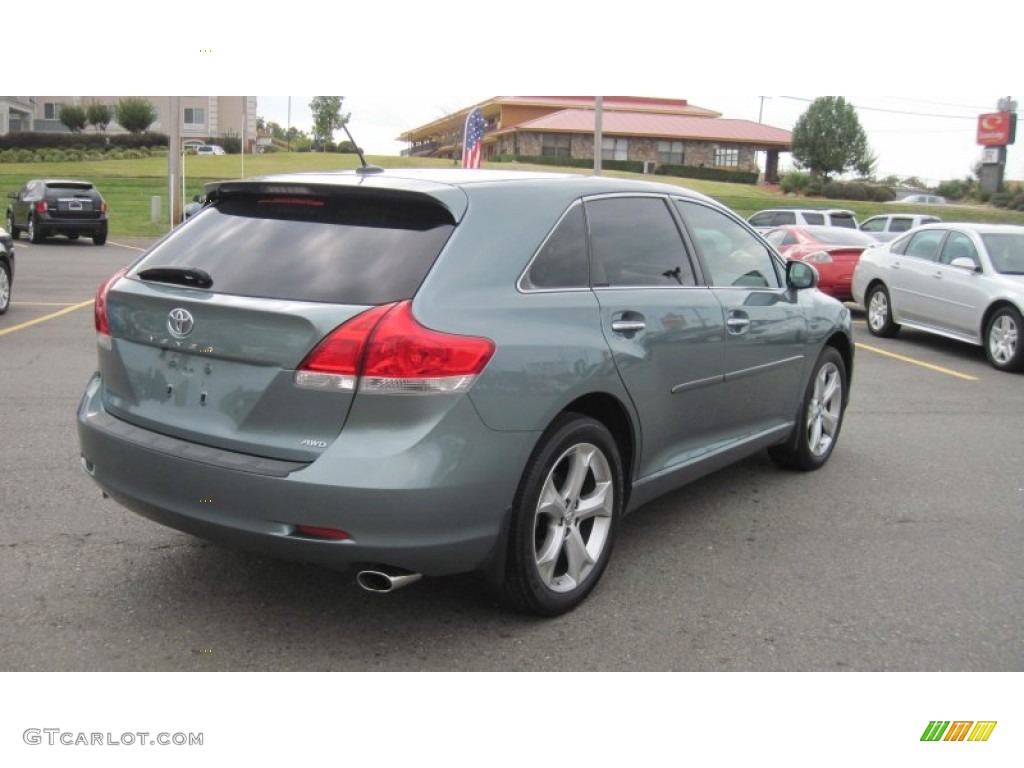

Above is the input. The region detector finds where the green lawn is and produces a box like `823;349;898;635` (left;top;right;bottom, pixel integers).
3;153;1023;238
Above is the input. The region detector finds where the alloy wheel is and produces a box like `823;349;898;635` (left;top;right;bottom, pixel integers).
806;361;842;457
989;314;1018;365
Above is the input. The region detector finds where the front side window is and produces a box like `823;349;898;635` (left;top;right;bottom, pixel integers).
714;146;739;167
748;212;776;228
675;200;781;289
601;137;629;162
773;211;797;226
521;202;588;290
658;140;684;164
586;197;696;287
938;232;980;267
861;217;886;233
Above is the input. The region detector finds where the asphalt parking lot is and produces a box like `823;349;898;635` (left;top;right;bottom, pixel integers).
1;238;1022;671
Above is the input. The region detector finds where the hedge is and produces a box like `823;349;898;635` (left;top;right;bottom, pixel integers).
0;131;170;151
654;164;758;184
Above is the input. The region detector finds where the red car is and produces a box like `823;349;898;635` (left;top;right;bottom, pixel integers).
763;225;879;301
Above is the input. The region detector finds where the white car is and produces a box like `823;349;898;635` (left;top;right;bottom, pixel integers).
890;194;947;205
860;213;942;242
852;223;1024;371
195;144;226;156
748;208;858;232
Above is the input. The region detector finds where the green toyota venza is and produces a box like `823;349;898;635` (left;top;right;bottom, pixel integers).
77;168;853;616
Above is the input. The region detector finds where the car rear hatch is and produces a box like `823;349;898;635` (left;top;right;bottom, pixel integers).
96;180;461;462
45;182;102;220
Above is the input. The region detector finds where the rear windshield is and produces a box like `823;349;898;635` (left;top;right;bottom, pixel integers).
131;191;456;304
45;183;94;192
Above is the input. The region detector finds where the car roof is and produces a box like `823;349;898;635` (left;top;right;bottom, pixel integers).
912;222;1024;235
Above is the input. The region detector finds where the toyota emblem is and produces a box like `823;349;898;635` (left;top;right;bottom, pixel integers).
167;308;195;338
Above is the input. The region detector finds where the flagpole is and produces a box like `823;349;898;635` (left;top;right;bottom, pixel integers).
461;110;473;167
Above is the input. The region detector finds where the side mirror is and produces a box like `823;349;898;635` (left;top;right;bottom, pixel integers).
786;259;819;290
950;257;980;272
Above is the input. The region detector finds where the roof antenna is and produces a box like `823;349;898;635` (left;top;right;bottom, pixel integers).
342;122;384;175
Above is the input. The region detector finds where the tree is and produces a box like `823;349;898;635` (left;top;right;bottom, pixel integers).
309;96;349;150
791;97;874;181
115;97;157;134
59;105;88;133
86;101;113;133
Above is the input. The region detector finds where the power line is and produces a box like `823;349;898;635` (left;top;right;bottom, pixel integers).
779;96;978;120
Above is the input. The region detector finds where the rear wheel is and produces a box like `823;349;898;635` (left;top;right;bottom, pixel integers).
93;229;107;246
28;216;44;244
985;306;1024;372
67;234;79;241
500;414;622;617
769;346;847;471
0;261;11;315
866;283;899;337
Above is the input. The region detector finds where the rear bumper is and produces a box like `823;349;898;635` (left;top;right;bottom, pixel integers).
77;373;536;577
39;217;107;237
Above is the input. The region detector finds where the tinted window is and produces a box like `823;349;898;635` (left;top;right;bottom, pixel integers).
981;233;1024;274
861;217;885;233
773;212;797;225
676;200;781;289
522;202;588;290
890;217;913;233
802;212;825;225
132;191;456;305
748;212;775;227
828;213;856;228
586;197;696;287
903;230;945;262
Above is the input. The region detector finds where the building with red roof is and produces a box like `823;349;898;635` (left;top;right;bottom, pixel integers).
398;96;792;182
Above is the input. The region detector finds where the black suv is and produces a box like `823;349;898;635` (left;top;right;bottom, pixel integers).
6;179;108;245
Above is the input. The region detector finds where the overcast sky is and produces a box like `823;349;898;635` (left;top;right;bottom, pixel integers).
15;2;1022;186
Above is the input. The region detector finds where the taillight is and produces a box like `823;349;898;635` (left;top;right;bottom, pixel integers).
101;200;108;215
95;267;129;347
35;201;48;214
295;300;495;395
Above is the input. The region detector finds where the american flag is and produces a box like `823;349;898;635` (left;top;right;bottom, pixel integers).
462;108;485;169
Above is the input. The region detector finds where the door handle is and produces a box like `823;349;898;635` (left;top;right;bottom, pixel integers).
611;319;646;333
726;313;750;334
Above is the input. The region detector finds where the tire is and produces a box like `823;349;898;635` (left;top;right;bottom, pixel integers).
28;216;44;244
866;283;900;337
500;414;623;617
0;261;11;315
985;306;1024;372
93;231;107;246
67;234;79;241
769;346;847;471
5;210;19;240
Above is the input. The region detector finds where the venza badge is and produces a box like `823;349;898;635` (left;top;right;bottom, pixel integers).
167;308;195;339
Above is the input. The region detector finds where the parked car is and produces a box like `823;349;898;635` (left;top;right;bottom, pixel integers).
891;194;947;205
763;225;879;301
6;179;108;245
183;194;208;219
748;208;859;232
77;168;854;616
852;222;1024;371
0;226;14;314
195;144;226;156
859;213;942;242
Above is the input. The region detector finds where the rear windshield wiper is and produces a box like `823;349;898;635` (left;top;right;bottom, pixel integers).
137;267;214;289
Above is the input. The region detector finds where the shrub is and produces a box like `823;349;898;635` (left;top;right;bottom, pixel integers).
780;172;811;194
869;185;896;203
990;192;1011;208
822;181;844;199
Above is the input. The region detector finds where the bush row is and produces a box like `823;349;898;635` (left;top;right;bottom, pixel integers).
490;154;758;183
989;191;1024;211
0;132;170;151
0;146;169;163
779;172;896;202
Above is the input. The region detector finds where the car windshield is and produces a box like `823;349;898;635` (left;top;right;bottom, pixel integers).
981;233;1024;274
45;183;94;192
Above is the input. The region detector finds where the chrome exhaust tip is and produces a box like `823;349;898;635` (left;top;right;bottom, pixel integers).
356;568;423;593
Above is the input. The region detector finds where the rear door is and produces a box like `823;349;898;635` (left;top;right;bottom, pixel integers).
101;186;457;461
888;228;947;323
586;194;727;477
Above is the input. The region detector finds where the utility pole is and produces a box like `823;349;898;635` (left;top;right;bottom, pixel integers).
758;96;770;123
594;96;603;176
169;96;181;226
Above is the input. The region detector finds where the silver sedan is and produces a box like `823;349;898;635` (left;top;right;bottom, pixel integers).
851;222;1024;371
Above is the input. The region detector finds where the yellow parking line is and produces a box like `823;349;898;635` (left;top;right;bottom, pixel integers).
11;301;81;307
0;299;94;337
856;342;979;381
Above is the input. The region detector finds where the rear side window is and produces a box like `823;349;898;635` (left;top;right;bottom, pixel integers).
802;212;825;225
132;191;456;305
890;217;913;233
903;230;945;261
828;213;855;228
773;211;797;225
